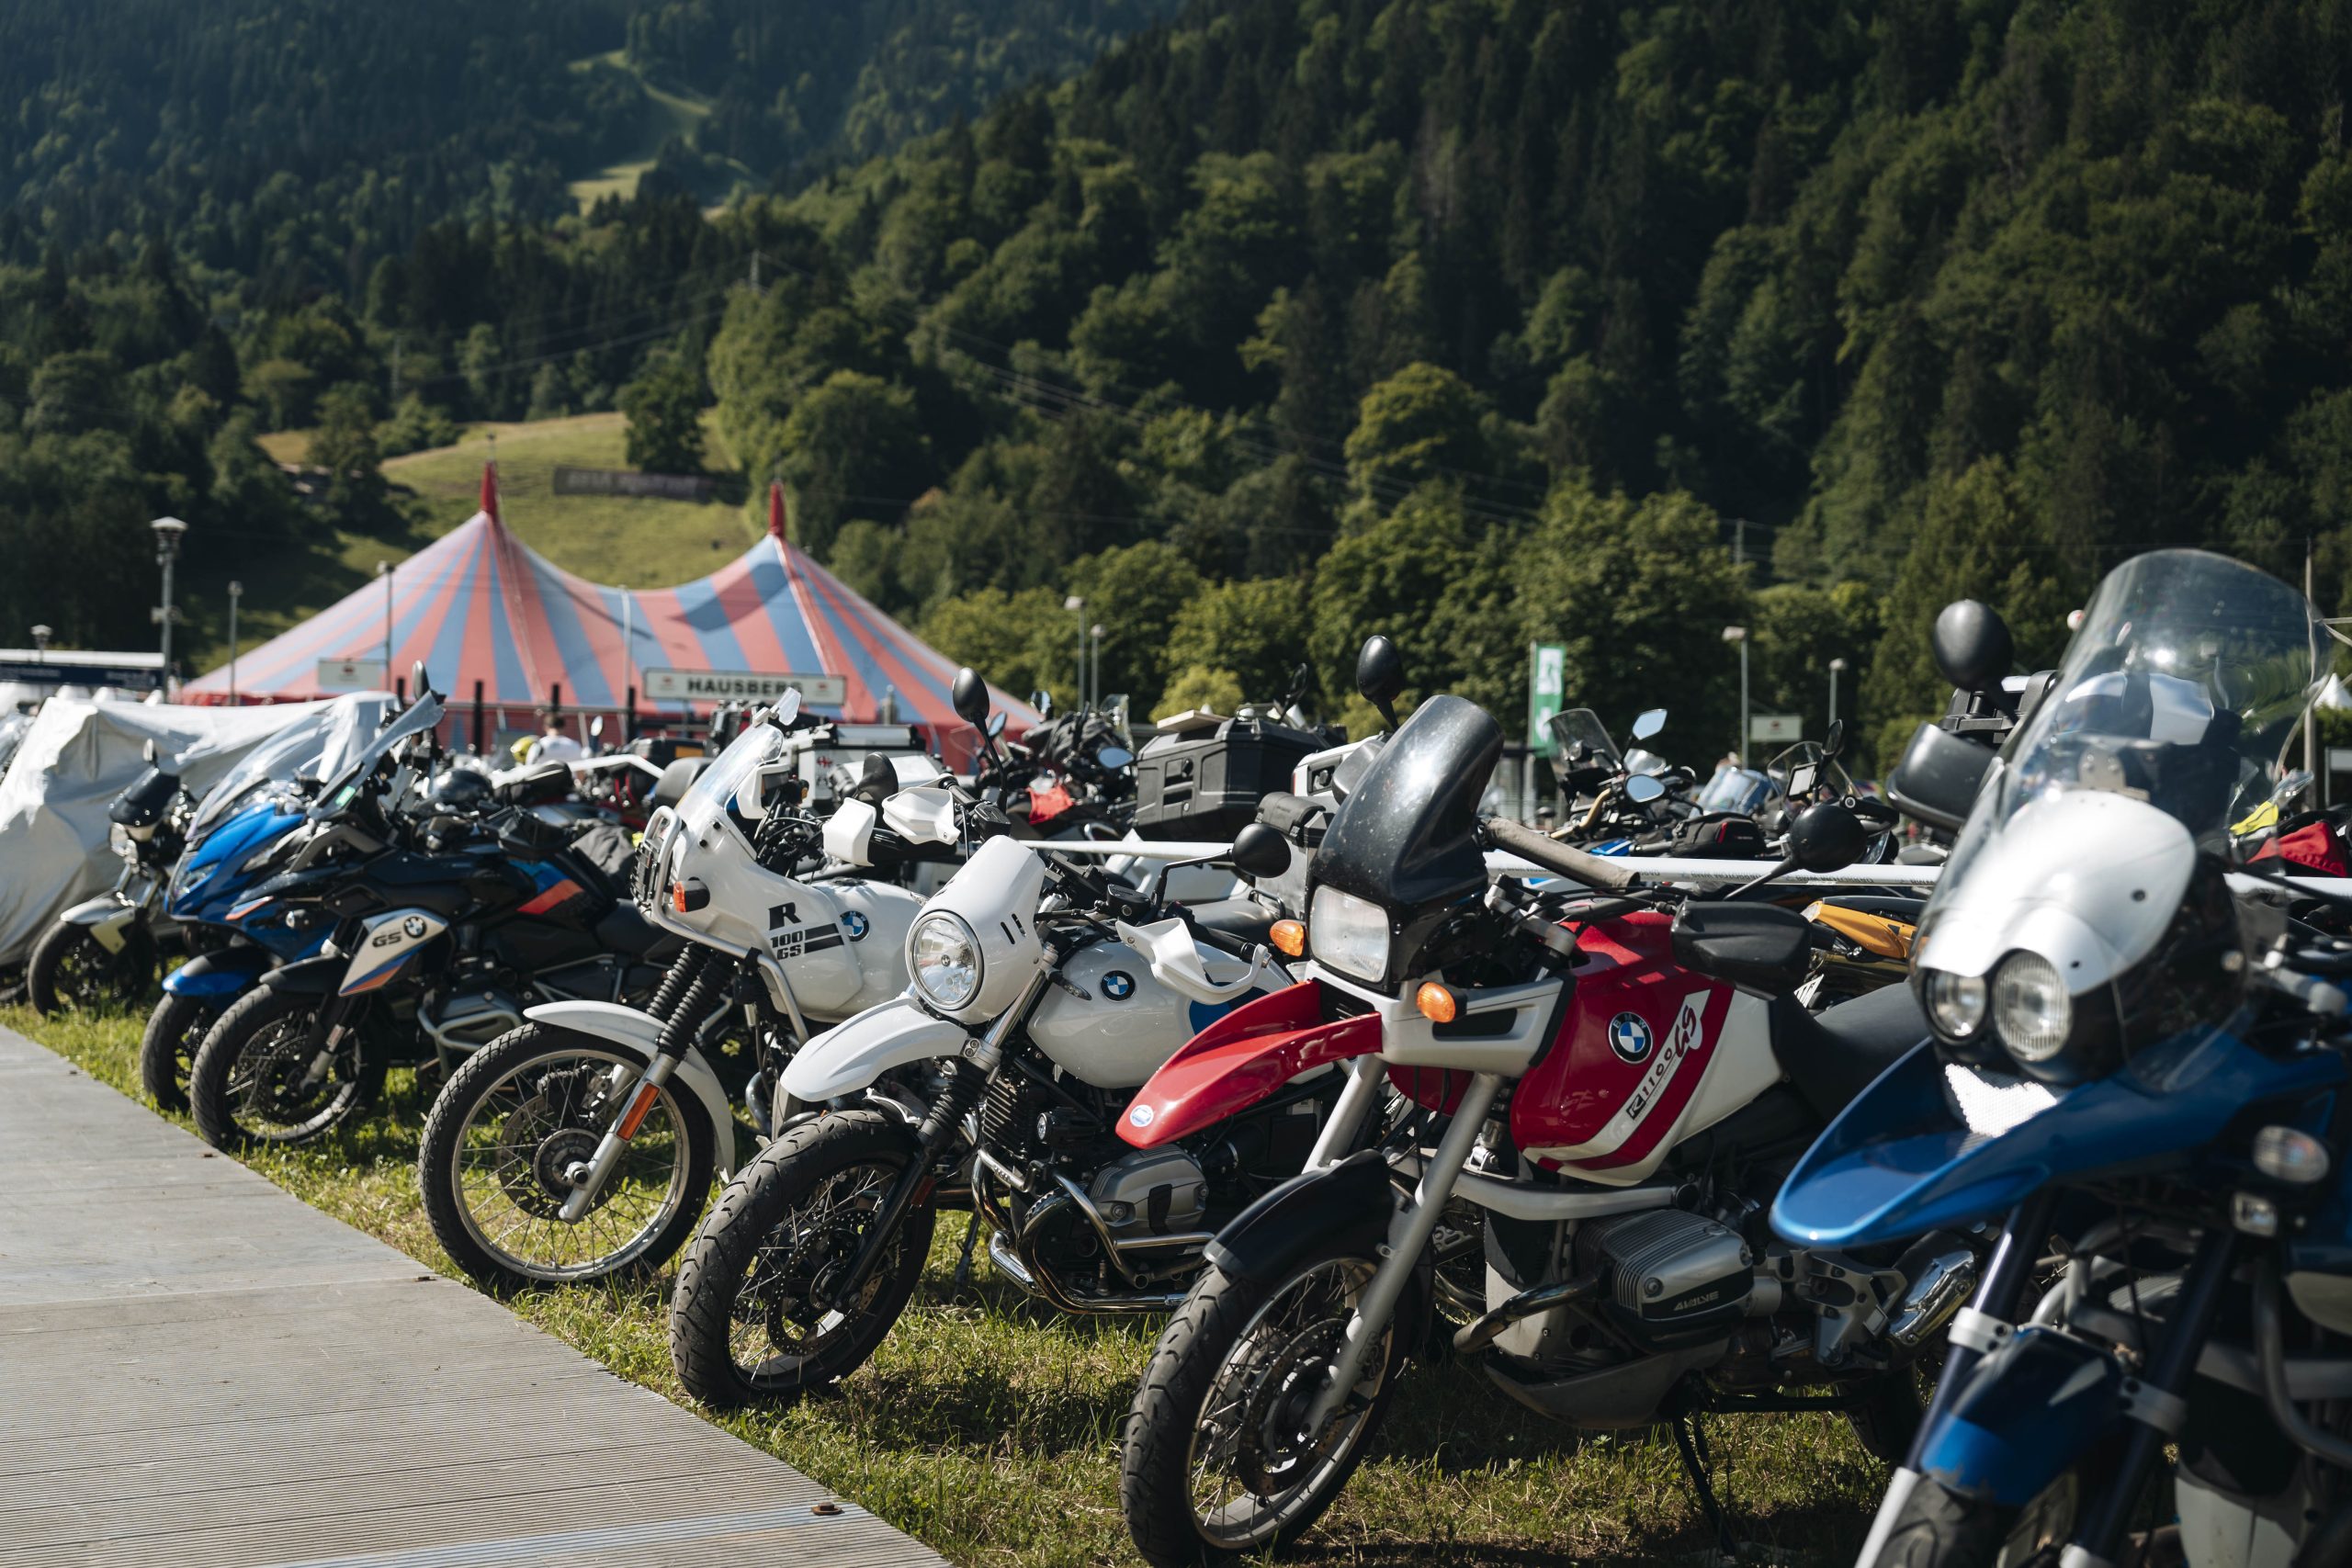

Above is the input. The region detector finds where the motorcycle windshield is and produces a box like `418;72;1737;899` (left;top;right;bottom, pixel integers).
1926;551;2320;949
312;695;445;820
677;721;785;834
1310;694;1498;916
1545;707;1620;765
1695;766;1770;814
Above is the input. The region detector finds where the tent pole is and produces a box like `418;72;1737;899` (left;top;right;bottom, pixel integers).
472;681;485;755
626;685;638;741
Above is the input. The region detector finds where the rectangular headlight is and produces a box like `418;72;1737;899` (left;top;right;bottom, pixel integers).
1309;885;1391;985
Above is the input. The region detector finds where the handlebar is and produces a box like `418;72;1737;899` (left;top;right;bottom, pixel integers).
1483;817;1640;893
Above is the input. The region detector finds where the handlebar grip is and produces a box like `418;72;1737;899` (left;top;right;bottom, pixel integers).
1483;818;1639;893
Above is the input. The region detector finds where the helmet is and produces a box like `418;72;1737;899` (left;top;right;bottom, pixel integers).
428;767;493;811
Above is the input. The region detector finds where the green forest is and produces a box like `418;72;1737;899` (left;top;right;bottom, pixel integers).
6;0;2352;762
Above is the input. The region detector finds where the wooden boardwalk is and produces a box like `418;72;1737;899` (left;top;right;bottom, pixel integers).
0;1025;947;1568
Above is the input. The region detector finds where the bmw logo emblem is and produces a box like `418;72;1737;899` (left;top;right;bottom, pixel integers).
1607;1011;1653;1064
401;916;427;940
1102;970;1136;1001
1128;1103;1154;1128
842;911;869;942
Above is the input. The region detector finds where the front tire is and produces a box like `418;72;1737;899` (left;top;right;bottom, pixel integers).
140;991;220;1111
1121;1240;1411;1567
670;1110;935;1409
28;919;155;1016
1869;1470;2091;1568
188;987;382;1150
418;1024;716;1292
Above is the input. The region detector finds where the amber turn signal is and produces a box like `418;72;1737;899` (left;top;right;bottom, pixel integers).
1416;983;1458;1023
1271;919;1306;957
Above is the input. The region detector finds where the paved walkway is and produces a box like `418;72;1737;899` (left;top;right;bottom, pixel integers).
0;1025;947;1568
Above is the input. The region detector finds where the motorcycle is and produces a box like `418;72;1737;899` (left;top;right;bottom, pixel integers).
665;678;1307;1409
187;678;685;1152
1113;688;1965;1566
415;687;932;1292
1774;548;2352;1568
140;788;327;1110
28;741;191;1016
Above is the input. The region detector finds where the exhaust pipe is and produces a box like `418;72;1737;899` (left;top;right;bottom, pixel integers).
1453;1276;1599;1355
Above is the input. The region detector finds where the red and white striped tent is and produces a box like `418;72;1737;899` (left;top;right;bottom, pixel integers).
184;470;1037;762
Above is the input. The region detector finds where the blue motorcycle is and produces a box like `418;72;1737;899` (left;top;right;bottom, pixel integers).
1774;549;2352;1568
139;789;325;1111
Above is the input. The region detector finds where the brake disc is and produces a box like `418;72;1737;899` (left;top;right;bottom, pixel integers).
1234;1317;1351;1495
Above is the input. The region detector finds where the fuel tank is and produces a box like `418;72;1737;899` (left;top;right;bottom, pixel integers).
1510;913;1781;1186
1028;939;1261;1091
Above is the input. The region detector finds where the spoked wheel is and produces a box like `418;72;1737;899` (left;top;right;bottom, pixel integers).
1123;1240;1409;1568
670;1110;935;1409
418;1025;714;1292
28;919;156;1016
140;991;221;1111
188;987;381;1150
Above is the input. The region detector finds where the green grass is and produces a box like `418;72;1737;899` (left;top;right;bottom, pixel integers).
6;1001;1889;1568
180;412;752;677
564;51;754;211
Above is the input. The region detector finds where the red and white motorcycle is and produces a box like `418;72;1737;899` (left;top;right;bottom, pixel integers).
1115;693;1973;1565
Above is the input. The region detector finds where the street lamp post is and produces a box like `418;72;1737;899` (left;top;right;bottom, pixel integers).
227;581;243;704
1089;624;1103;715
29;625;50;662
1827;656;1848;732
377;560;395;689
1723;626;1749;765
1064;594;1085;707
151;517;188;695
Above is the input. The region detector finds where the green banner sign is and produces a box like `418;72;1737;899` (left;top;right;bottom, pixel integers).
1528;642;1566;755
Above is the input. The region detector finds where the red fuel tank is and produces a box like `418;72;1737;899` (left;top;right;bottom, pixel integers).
1509;913;1778;1184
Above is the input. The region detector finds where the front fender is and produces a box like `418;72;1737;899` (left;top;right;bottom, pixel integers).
1917;1326;2130;1506
1119;982;1382;1150
60;896;139;952
261;953;345;996
782;998;968;1104
164;945;275;998
522;1000;743;1180
1204;1147;1396;1284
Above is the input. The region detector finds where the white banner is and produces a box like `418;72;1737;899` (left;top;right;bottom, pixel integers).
316;657;388;692
643;668;847;706
1748;713;1803;743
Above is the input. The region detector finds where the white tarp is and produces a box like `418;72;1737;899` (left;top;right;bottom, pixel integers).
0;694;391;967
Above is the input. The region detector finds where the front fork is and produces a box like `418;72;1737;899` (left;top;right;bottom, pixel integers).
1299;1070;1504;1436
559;948;728;1223
300;993;367;1088
819;968;1057;1311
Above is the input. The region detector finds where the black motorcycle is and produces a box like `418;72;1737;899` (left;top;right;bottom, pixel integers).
186;682;692;1151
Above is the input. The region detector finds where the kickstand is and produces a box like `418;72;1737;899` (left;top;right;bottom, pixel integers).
1668;1388;1742;1565
950;1210;982;1299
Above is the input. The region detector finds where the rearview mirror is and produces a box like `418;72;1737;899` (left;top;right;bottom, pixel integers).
774;688;802;726
1631;708;1666;741
1230;821;1293;881
1787;800;1867;873
951;667;991;727
1355;635;1404;730
987;712;1007;739
1884;721;1995;832
589;716;605;741
1623;773;1667;804
1823;717;1846;761
412;660;430;698
1097;745;1134;771
1930;602;2013;694
1030;689;1053;718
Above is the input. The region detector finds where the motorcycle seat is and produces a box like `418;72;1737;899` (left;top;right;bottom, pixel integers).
1670;902;1811;993
594;903;666;958
1186;897;1276;949
1770;983;1929;1122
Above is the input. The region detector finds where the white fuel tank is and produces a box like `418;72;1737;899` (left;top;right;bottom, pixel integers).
759;877;923;1021
1027;937;1267;1090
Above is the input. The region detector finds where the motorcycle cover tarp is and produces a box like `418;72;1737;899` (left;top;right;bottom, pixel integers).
0;694;390;966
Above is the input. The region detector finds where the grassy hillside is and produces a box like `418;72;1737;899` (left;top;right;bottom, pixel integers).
178;412;752;676
564;51;754;211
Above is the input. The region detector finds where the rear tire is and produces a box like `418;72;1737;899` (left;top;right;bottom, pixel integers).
1122;1240;1411;1567
28;919;155;1016
189;987;383;1151
1845;1367;1929;1464
418;1023;716;1292
670;1111;934;1409
140;991;220;1111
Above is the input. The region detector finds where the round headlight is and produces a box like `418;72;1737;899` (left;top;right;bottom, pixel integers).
910;912;982;1010
1923;969;1988;1040
1992;951;2072;1063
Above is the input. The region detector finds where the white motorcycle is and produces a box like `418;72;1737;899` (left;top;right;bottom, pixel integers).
666;750;1317;1407
415;691;940;1292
